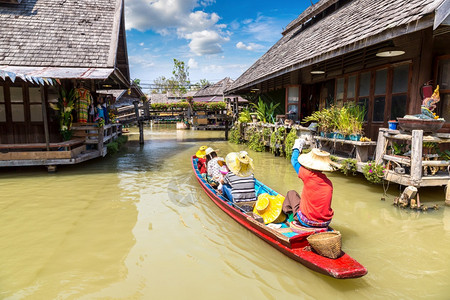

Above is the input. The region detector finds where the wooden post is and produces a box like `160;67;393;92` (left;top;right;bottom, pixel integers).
410;130;423;184
98;126;104;156
224;117;229;141
40;86;50;151
133;100;144;145
375;129;386;164
445;180;450;206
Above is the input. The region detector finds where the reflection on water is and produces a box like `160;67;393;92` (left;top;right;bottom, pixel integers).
1;125;449;299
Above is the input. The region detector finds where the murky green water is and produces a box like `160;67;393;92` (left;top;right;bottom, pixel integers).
1;125;449;299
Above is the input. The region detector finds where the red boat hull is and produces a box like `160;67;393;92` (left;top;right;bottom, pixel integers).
192;156;367;279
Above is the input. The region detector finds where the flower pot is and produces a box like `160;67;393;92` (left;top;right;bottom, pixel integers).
349;134;361;141
326;132;334;138
388;121;398;130
320;131;325;137
335;133;345;139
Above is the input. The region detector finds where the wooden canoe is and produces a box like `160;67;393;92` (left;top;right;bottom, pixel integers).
192;156;367;279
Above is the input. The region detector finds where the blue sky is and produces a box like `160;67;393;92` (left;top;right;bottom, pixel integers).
125;0;310;89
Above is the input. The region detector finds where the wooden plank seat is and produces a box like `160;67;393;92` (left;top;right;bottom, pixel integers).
0;139;85;151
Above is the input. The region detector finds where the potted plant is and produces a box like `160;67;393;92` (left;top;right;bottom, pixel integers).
49;87;78;141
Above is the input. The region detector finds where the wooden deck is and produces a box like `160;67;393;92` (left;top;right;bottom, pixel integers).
0;123;121;169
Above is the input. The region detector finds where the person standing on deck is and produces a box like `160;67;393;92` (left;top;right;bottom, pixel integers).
283;139;337;227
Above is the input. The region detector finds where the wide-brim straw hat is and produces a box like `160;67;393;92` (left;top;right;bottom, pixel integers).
225;151;254;177
298;148;338;172
205;147;219;156
253;193;286;224
196;145;208;158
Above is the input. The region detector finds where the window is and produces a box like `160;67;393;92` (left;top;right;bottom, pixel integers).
29;87;43;122
347;75;356;100
373;69;387;122
287;86;299;119
391;64;409;119
358;72;370;121
10;87;24;122
336;78;344;107
0;86;5;122
288;87;299;103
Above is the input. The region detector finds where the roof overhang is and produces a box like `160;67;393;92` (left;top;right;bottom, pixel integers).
0;66;130;88
434;0;450;29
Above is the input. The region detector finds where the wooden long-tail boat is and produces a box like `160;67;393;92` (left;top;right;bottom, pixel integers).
192;156;367;279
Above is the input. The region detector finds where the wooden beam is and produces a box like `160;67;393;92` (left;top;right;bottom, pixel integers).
410;130;423;183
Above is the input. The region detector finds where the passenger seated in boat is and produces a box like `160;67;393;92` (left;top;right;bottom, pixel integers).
195;146;208;177
284;139;337;228
222;151;257;212
205;147;225;188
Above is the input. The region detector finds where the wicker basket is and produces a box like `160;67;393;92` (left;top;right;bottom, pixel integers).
306;231;342;259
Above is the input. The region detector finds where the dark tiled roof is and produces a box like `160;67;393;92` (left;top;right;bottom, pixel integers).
228;0;443;92
0;0;122;68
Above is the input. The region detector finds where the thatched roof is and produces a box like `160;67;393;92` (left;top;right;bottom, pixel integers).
228;0;446;93
0;0;129;81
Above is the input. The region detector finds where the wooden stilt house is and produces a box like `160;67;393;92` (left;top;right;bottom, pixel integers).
227;0;450;140
0;0;130;168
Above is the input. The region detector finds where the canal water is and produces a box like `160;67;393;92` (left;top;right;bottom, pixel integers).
1;125;449;299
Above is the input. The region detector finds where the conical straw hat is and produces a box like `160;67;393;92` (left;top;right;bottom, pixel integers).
196;145;208;158
253;193;286;224
298;148;337;172
225;151;254;177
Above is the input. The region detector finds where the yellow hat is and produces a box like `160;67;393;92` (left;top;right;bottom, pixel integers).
298;148;338;172
225;151;254;177
196;145;208;158
253;193;286;224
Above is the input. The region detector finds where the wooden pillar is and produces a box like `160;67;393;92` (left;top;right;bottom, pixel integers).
410;130;423;184
409;28;433;115
445;180;450;206
98;126;104;156
224;117;229;141
375;129;386;164
40;85;50;150
133;100;144;145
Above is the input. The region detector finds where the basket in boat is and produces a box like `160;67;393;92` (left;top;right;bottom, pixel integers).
306;231;342;259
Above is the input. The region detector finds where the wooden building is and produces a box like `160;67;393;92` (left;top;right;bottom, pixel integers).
226;0;450;140
0;0;130;168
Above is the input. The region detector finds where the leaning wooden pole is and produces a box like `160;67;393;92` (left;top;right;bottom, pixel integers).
133;100;144;145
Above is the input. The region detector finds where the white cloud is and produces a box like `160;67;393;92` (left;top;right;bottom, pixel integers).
139;42;144;46
186;30;229;56
188;58;198;69
236;41;264;51
125;0;229;56
129;55;155;69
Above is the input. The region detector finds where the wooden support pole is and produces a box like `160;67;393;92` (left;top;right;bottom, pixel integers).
445;180;450;206
41;86;50;151
224;117;229;141
133;100;144;145
375;129;386;164
410;130;423;184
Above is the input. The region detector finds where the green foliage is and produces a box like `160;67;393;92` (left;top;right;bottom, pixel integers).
238;108;252;123
251;97;280;123
284;128;298;159
270;126;285;156
49;87;78;140
229;124;243;144
302;103;365;136
362;161;385;184
149;101;224;111
172;58;190;96
106;141;119;155
246;126;265;152
116;135;128;146
389;142;408;155
262;128;272;142
340;158;358;176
